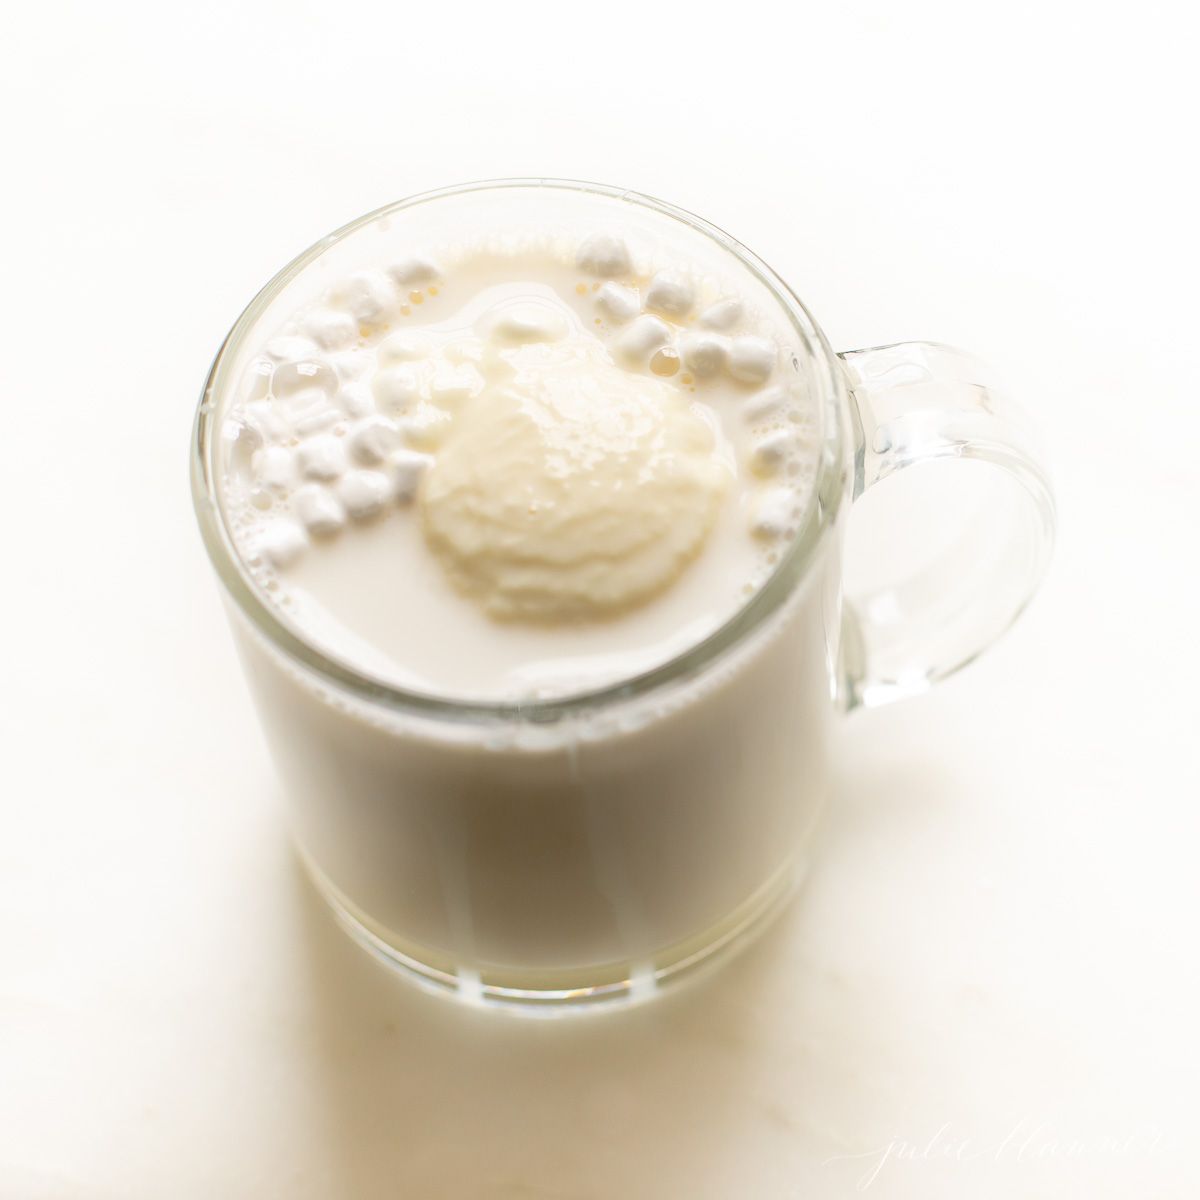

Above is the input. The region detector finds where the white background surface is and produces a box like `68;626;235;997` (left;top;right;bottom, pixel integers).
3;1;1198;1196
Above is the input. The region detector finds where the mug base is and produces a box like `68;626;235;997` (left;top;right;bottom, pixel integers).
300;850;806;1017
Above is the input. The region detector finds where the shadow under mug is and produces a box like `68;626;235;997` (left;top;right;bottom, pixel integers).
192;180;1055;1014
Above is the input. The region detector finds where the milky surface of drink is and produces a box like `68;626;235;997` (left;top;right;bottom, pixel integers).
218;232;821;701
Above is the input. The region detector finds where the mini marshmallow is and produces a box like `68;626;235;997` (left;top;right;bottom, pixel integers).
336;469;393;520
388;256;442;288
294;407;341;437
595;282;640;324
390;448;433;502
278;388;340;439
278;385;332;415
749;430;794;476
339;271;397;324
728;336;776;384
489;304;567;344
330;349;371;382
272;357;337;397
302;309;358;351
348;415;401;465
752;487;797;540
244;400;289;444
251;445;296;493
258;519;307;567
378;331;433;363
296;434;347;482
699;298;743;330
679;332;729;378
264;335;320;363
576;233;632;277
293;484;346;537
372;366;421;414
742;385;789;425
615;315;672;367
336;384;375;419
644;271;695;318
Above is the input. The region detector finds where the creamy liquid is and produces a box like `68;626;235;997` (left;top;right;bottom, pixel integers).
219;235;821;700
209;194;840;990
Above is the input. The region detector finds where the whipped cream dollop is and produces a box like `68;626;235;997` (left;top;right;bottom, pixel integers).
421;335;729;621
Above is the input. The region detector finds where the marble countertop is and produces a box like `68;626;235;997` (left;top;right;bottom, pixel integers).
3;3;1196;1195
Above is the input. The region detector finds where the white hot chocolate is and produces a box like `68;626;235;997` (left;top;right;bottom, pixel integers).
220;235;820;701
209;197;838;1003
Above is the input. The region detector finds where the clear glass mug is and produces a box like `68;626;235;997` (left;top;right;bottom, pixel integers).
192;180;1054;1013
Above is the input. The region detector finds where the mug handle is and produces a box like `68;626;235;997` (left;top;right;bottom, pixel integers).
836;341;1055;709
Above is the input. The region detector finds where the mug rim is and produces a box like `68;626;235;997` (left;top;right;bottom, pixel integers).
190;177;851;723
